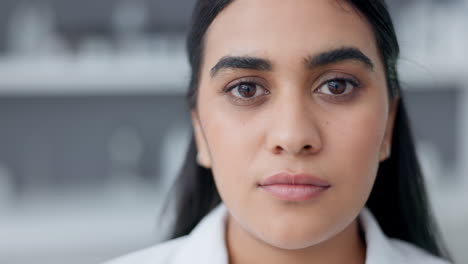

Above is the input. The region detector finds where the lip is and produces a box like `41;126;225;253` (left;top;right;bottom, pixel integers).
258;172;331;201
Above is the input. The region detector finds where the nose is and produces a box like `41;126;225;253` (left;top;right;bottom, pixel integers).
266;94;322;157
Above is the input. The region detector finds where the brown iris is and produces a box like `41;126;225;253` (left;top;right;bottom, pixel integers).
327;80;347;94
238;83;256;98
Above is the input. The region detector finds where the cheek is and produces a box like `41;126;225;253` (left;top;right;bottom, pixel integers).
199;105;261;200
333;114;384;163
324;104;387;202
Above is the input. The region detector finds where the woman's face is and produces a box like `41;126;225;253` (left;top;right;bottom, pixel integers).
192;0;397;250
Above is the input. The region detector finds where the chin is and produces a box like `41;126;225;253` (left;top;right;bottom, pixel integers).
257;226;332;250
263;235;327;250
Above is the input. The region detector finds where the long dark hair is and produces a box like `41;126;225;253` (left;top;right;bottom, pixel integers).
167;0;451;260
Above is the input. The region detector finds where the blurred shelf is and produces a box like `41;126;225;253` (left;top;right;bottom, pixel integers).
398;58;467;90
0;53;190;96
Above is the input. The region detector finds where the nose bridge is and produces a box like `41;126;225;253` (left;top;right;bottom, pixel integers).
267;88;322;156
278;91;310;126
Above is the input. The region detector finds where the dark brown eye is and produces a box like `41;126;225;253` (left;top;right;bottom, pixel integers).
327;80;347;94
229;82;268;99
318;78;357;96
237;83;257;98
224;79;270;106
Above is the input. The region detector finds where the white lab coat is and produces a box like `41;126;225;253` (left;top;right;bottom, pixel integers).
104;204;450;264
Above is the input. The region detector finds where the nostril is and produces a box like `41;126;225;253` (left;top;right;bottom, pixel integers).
304;145;312;150
274;146;283;154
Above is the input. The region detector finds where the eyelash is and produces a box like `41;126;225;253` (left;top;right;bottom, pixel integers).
223;76;361;105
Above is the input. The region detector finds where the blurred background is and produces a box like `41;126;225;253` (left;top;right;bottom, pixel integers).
0;0;466;263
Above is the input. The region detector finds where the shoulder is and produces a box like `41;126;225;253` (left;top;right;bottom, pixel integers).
103;236;188;264
359;208;451;264
388;238;451;264
102;204;229;264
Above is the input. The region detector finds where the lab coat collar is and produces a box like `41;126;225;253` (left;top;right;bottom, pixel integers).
359;207;398;264
172;204;229;263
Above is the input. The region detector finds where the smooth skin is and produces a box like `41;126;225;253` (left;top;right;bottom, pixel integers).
192;0;398;263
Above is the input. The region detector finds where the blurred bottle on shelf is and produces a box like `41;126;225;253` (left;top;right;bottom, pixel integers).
158;124;190;195
0;163;14;211
108;126;144;187
111;0;150;55
6;0;67;57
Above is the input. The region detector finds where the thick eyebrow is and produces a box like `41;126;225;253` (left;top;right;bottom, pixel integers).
210;56;272;78
305;47;374;71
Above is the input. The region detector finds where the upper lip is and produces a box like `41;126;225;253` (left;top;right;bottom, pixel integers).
259;172;331;187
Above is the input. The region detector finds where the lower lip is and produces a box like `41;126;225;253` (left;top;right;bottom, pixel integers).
260;184;329;201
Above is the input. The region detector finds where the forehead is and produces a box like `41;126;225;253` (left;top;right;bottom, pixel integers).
203;0;381;71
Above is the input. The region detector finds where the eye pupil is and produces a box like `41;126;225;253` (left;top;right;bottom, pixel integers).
238;83;256;98
327;80;346;94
